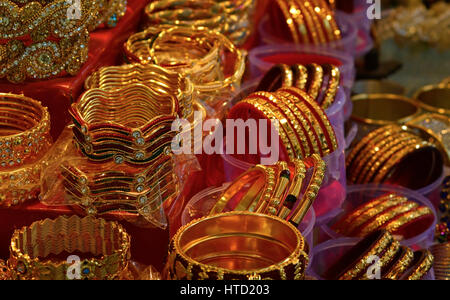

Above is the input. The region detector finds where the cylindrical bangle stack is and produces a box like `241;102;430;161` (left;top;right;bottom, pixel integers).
256;63;341;110
209;155;325;226
124;26;246;106
5;216;131;280
346;124;444;190
270;0;341;45
323;230;434;280
144;0;256;46
229;86;338;160
332;193;435;239
0;93;52;207
164;211;309;280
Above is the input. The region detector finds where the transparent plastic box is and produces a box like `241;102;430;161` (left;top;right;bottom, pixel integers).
319;184;437;250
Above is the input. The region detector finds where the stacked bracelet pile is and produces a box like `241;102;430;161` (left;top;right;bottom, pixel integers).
144;0;255;46
164;211;309;280
346;124;444;189
229;86;338;160
209;155;325;226
5;215;131;280
85;63;195;119
324;230;434;280
270;0;341;45
0;0;100;83
67;82;179;224
332;193;435;239
125;26;246;106
430;242;450;280
256;63;341;109
0;93;52;207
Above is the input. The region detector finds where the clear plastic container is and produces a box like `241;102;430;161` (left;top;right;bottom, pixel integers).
259;12;358;57
221;87;347;221
319;184;437;250
416;170;445;211
181;183;316;248
307;237;435;280
351;0;374;57
247;44;355;119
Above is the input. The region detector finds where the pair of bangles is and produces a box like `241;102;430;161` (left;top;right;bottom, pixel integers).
210;155;325;226
270;0;341;45
256;63;341;110
124;26;246;106
0;93;52;207
324;230;434;280
229;86;338;160
144;0;255;46
346;124;444;189
0;216;131;280
0;0;127;83
164;211;309;280
332;193;435;239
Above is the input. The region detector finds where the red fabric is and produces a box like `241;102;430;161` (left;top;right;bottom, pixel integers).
0;0;147;140
263;53;344;67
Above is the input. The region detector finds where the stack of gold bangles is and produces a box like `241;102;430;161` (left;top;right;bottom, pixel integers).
430;242;450;280
144;0;255;46
0;93;52;207
2;216;131;280
256;63;341;110
209;155;325;226
210;154;325;225
124;26;246;106
164;211;309;280
332;193;435;239
67;82;179;224
346;124;444;189
270;0;341;45
324;230;434;280
229;86;338;159
85;63;195;119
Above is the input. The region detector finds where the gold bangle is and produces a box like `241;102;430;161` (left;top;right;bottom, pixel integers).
0;93;52;169
361;240;401;280
382;206;434;235
277;159;306;218
164;211;309;280
274;0;302;44
256;161;291;214
305;64;324;100
356;202;420;238
412;83;450;116
256;64;294;92
7;216;131;280
292;64;309;89
295;0;320;45
302;1;328;44
320;64;341;109
403;250;434;280
383;246;414;280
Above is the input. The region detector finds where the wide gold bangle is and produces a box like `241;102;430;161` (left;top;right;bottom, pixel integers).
7;215;131;280
164;211;309;280
413;84;450;116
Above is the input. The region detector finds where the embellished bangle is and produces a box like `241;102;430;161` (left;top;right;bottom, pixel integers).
402;250;434;280
164;211;309;280
382;206;435;238
324;230;393;280
320;64;340;109
276;159;306;218
413;83;450;116
7;215;131;280
360;240;401;280
292;64;309;89
305;64;324;100
255;64;294;92
0;0;100;83
383;246;415;280
85;63;194;119
0;93;52;169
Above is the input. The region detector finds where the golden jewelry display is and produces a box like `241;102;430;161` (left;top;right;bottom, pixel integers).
346;124;444;189
0;0;101;83
7;215;131;280
85;63;194;119
430;242;450;280
271;0;341;45
164;211;309;280
144;0;255;46
413;84;450;117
